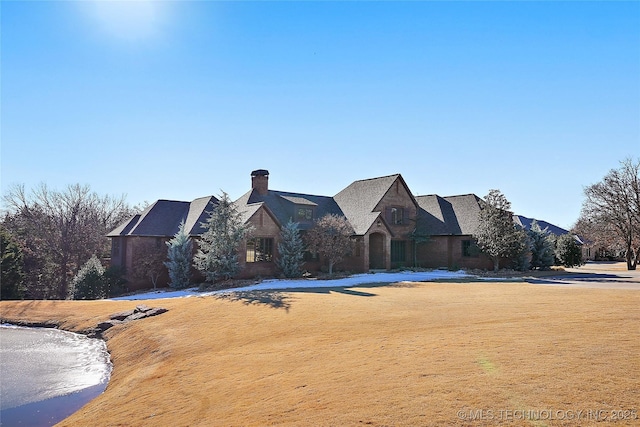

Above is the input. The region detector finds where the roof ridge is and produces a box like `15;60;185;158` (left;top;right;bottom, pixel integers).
350;173;401;184
270;189;334;199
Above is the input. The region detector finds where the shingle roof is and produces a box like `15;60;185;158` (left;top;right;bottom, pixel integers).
236;201;265;225
235;189;342;230
334;174;409;235
107;172;570;242
513;215;569;237
416;194;483;236
417;194;569;237
107;196;218;237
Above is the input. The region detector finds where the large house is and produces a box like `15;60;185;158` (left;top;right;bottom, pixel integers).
107;169;570;290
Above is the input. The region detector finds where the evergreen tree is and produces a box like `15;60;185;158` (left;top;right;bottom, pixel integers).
510;227;532;271
164;220;193;289
555;234;584;268
71;255;107;300
474;189;528;271
193;192;253;282
276;219;305;278
528;220;556;270
1;227;25;300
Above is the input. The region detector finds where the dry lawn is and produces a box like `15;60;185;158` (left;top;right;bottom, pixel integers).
1;281;639;426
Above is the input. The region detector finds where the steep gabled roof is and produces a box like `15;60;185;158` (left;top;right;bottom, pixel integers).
107;196;218;237
416;194;483;236
235;189;342;230
236;201;267;225
183;196;219;235
334;174;417;235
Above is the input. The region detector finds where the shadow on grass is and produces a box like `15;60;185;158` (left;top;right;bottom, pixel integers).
526;272;639;285
214;281;424;310
215;291;293;312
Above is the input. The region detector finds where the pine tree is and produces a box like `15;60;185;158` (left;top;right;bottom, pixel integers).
528;220;555;270
276;219;305;278
164;220;193;289
555;234;583;268
474;189;528;271
511;227;532;271
193;192;253;282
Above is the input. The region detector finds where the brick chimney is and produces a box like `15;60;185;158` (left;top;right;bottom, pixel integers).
251;169;269;196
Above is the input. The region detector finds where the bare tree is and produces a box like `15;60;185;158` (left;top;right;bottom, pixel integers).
305;214;353;275
131;239;168;290
579;158;640;270
2;183;135;298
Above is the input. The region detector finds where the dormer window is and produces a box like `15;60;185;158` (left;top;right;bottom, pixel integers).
297;207;313;221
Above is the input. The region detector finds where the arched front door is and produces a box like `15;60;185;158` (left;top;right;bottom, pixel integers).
369;232;386;270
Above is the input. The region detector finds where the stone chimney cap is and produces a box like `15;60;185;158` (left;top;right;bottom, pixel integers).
251;169;269;177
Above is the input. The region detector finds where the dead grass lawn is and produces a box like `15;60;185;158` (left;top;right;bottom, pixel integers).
1;282;638;426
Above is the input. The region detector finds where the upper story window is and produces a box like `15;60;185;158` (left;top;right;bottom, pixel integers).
391;207;404;225
296;207;313;221
246;237;274;263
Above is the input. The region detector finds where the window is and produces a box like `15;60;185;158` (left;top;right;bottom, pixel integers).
246;238;274;263
391;207;404;225
391;240;406;263
112;239;120;257
303;250;319;262
462;240;479;257
296;207;313;221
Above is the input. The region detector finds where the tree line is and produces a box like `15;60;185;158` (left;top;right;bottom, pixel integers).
0;187;356;300
473;189;582;272
474;157;639;272
1;184;137;300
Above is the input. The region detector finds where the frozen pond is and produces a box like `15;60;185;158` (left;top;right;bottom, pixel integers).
0;325;112;426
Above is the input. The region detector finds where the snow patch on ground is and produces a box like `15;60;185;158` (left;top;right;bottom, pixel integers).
110;270;470;301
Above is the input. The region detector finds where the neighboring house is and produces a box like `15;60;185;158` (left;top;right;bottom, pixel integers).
513;215;570;237
513;215;594;261
107;169;568;289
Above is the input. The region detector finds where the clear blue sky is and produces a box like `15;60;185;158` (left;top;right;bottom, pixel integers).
2;1;639;230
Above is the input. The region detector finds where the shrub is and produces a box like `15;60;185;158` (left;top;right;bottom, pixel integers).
555;234;584;268
71;255;108;300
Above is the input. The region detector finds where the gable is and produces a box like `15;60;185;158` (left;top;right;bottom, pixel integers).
334;174;418;235
373;176;419;217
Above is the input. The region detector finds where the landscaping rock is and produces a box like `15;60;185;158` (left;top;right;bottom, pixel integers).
110;310;135;321
144;307;168;317
102;306;168;330
96;319;122;331
134;304;153;313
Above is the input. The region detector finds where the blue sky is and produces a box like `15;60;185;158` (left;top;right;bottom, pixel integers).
2;1;639;230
